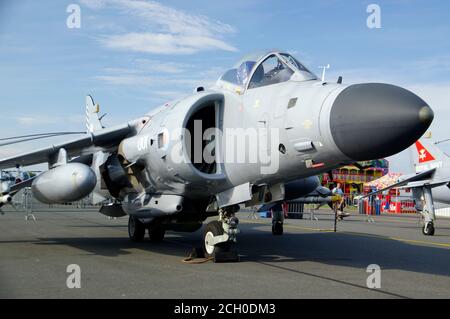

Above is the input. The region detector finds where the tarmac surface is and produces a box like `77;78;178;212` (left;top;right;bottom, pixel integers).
1;207;450;299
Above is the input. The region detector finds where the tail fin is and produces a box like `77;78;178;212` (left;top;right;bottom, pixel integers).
85;95;103;133
411;135;448;173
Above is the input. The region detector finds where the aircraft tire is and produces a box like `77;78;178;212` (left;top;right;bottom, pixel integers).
272;222;283;236
203;221;231;258
423;222;435;236
128;215;145;242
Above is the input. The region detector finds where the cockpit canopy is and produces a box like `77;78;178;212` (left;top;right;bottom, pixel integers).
218;51;317;92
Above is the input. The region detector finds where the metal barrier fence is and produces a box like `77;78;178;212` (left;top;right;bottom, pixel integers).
328;193;417;215
6;189;418;217
11;188;103;213
357;195;416;215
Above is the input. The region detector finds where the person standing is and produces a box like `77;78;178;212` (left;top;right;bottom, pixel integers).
332;183;350;219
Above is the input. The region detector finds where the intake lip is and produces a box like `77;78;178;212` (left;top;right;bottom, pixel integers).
330;83;434;161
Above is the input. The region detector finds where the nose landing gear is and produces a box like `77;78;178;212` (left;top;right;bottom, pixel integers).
202;206;240;262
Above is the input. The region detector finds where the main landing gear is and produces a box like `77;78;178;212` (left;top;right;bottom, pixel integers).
420;186;436;237
128;215;166;242
271;210;284;236
202;206;240;262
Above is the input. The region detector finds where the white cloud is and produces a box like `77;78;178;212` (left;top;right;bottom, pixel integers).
81;0;237;54
101;32;237;54
15;116;63;126
112;0;236;36
134;59;191;74
95;62;224;90
102;60;191;75
95;74;155;86
79;0;107;9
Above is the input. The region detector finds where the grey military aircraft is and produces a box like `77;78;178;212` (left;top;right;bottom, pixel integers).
0;50;434;259
362;136;450;236
0;169;34;208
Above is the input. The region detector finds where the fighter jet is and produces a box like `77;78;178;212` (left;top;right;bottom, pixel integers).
0;169;35;209
0;50;434;259
362;136;450;236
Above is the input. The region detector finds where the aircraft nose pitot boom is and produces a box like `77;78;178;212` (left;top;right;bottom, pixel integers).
329;83;434;161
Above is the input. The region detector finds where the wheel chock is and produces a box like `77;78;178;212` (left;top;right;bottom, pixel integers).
213;250;240;263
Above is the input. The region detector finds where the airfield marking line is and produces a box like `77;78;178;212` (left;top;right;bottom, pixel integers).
240;219;450;249
341;231;450;249
389;237;450;248
365;217;421;225
284;224;335;232
240;219;335;232
320;214;421;225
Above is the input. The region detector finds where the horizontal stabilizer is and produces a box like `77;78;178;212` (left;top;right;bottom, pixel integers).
397;179;449;189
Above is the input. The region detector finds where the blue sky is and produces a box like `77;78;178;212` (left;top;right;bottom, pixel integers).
1;0;450;172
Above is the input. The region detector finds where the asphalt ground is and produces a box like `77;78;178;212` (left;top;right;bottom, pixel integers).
1;207;449;299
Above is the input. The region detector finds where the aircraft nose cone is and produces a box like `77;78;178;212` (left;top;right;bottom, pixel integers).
330;83;434;161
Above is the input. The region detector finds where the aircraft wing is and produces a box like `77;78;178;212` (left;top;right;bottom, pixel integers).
0;123;132;169
396;179;450;189
361;168;438;198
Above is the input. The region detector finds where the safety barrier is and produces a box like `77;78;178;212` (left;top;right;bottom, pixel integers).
11;187;103;213
358;195;416;215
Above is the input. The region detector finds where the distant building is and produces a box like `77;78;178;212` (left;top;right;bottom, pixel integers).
321;159;389;194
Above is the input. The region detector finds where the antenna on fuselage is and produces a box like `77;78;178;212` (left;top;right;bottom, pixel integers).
318;64;330;82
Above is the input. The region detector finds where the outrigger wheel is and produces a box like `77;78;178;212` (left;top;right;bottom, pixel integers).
128;215;146;242
272;221;284;235
423;221;435;236
271;210;284;236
